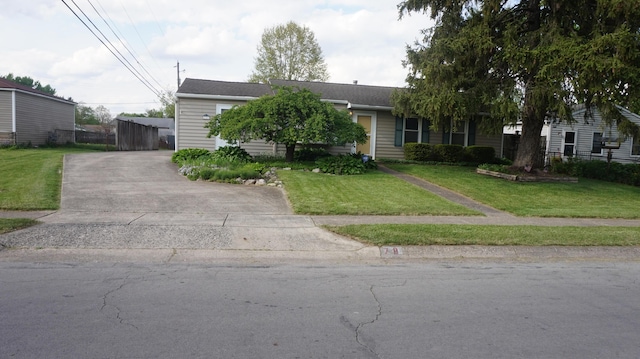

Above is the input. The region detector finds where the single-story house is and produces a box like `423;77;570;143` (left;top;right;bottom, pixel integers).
504;104;640;165
175;78;504;159
0;77;75;146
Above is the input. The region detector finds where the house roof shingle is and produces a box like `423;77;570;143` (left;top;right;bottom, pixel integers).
177;79;271;98
177;78;397;108
0;78;76;105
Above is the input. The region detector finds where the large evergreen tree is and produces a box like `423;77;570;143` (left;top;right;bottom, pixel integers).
394;0;640;168
249;21;329;84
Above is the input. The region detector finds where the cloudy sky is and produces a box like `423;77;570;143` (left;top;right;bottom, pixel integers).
1;0;433;116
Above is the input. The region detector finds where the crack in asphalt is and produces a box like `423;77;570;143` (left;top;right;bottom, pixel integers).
100;274;139;331
355;285;383;358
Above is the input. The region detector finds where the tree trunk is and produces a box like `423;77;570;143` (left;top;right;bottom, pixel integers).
513;116;544;169
285;144;296;163
513;79;546;169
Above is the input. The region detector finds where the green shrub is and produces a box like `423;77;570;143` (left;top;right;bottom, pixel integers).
316;154;367;175
294;147;331;161
198;168;217;181
432;144;465;163
172;148;211;163
211;146;252;164
464;146;496;164
404;143;433;161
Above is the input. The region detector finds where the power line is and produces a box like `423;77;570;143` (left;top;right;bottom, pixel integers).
68;0;161;96
61;0;162;98
87;0;166;90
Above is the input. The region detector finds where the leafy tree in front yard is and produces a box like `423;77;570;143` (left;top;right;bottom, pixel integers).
205;86;367;162
393;0;640;169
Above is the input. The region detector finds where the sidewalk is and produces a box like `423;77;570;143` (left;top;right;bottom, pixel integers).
1;155;639;263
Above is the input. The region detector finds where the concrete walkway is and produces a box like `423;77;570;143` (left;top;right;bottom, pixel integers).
1;152;639;263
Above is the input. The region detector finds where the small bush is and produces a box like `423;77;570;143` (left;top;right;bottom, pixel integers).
316;154;367;175
432;144;465;163
198;168;217;181
464;146;496;164
211;146;252;164
404;143;433;161
172;148;211;163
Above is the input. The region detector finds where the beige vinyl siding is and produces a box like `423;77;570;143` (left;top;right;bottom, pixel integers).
474;134;503;156
14;92;74;145
177;97;279;155
0;91;12;132
176;98;222;150
373;111;404;159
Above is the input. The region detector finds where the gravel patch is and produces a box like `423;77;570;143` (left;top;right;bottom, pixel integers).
0;224;232;249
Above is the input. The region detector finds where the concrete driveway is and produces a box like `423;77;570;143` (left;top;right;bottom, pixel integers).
1;151;372;260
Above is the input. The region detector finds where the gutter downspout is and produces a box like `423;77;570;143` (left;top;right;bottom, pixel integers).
11;90;16;133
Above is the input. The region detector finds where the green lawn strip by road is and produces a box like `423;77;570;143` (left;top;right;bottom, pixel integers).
0;146;104;210
384;163;640;218
0;218;38;235
277;170;481;216
326;224;640;246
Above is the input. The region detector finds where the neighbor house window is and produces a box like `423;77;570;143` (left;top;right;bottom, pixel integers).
632;136;640;156
591;132;603;154
395;117;430;146
563;131;576;157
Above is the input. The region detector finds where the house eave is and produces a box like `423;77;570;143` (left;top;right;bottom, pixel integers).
176;93;261;101
348;103;393;111
0;88;76;106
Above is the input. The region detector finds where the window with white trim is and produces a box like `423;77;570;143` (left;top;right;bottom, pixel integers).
395;117;430;146
404;118;419;143
591;132;603;154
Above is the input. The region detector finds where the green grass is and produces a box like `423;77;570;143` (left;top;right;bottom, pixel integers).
0;218;38;234
327;224;640;246
0;146;105;210
277;170;481;215
385;163;640;218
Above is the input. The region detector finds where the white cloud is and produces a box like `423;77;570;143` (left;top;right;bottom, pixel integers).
0;0;434;114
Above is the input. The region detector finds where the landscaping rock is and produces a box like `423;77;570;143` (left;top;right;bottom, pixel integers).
312;168;321;173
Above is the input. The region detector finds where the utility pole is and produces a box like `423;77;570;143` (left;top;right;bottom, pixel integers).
175;61;185;90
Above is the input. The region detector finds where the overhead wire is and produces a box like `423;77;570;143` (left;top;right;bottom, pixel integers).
60;0;163;98
88;0;166;90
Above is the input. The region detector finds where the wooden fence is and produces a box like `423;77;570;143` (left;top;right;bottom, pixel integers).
116;120;158;151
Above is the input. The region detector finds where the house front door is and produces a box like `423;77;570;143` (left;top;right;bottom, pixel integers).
356;115;372;155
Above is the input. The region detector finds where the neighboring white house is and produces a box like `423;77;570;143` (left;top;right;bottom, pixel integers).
547;105;640;164
504;105;640;165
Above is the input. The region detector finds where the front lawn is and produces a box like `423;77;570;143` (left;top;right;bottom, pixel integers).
0;218;38;235
385;163;640;218
0;146;105;210
277;170;481;216
327;224;640;246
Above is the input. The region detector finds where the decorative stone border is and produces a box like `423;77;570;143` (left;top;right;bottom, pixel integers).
476;168;578;183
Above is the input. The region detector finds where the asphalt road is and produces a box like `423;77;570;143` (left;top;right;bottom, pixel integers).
1;261;639;359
